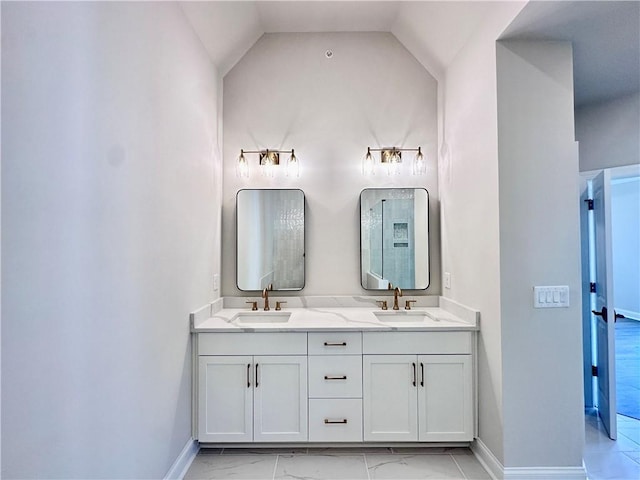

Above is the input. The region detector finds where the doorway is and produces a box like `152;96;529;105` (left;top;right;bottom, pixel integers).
611;175;640;421
581;165;640;439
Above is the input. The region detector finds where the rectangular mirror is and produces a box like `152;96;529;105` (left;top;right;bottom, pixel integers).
236;189;305;291
360;188;429;290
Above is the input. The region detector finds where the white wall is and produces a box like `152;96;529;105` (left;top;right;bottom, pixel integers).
221;32;439;297
1;2;221;478
576;92;640;172
611;177;640;318
497;40;584;468
441;2;525;465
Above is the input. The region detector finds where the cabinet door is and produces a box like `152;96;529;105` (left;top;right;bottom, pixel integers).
363;355;418;441
198;356;253;442
417;355;473;441
253;355;308;442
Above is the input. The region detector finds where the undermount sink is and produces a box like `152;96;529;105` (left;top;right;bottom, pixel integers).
234;312;292;324
374;310;463;324
374;311;426;322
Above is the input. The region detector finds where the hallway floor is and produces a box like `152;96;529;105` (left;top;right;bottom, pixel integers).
584;410;640;480
184;447;491;479
616;318;640;420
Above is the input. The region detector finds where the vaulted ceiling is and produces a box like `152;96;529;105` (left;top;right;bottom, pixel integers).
181;1;640;108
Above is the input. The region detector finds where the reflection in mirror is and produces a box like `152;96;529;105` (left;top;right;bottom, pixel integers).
360;188;429;290
237;189;305;291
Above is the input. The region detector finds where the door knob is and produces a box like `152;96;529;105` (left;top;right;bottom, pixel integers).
592;306;608;323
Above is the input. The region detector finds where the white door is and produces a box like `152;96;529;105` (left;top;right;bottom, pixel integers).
198;356;253;442
417;355;473;442
253;355;308;442
363;355;418;441
592;170;617;439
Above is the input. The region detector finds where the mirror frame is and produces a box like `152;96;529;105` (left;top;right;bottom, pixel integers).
359;187;430;291
236;188;306;292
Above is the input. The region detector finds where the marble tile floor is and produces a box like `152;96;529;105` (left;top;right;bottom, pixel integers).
186;412;640;480
584;410;640;480
184;447;492;480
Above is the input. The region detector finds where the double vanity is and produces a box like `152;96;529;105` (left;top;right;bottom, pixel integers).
192;187;479;446
191;296;479;447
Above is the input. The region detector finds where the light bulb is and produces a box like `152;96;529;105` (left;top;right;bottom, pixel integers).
287;150;299;177
388;149;401;175
260;150;276;177
363;148;375;175
237;150;249;178
413;147;426;175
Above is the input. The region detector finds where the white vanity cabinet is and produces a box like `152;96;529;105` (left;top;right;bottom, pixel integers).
197;333;308;443
362;332;474;442
194;326;476;445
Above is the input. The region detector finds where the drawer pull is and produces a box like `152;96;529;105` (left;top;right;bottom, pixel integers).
420;362;425;387
324;342;347;347
247;363;251;388
324;375;347;380
324;418;348;424
255;363;259;387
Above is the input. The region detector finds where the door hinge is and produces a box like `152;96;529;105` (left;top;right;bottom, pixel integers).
592;365;598;377
590;282;596;293
585;199;594;210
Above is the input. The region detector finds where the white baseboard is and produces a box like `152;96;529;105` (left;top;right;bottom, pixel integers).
503;466;587;479
617;309;640;321
165;438;199;480
471;438;503;480
471;438;587;480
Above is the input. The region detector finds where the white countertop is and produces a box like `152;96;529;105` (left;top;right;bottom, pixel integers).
191;299;479;333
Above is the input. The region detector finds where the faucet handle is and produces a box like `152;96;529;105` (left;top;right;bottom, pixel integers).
275;301;287;311
376;300;388;311
405;300;417;310
246;301;258;311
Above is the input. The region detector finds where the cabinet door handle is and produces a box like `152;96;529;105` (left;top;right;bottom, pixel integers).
420;362;424;387
324;419;348;424
324;375;347;380
412;362;417;387
324;342;347;347
255;363;259;387
247;363;251;388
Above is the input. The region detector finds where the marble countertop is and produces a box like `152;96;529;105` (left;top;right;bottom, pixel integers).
191;297;479;333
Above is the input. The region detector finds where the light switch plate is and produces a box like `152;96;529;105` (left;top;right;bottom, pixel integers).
213;274;220;291
533;286;569;308
444;272;451;289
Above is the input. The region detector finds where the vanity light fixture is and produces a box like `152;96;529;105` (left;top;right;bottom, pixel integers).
237;149;299;178
363;146;426;176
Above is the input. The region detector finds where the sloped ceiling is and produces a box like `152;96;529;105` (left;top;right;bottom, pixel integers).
256;1;401;33
180;0;500;80
181;1;640;107
180;1;263;76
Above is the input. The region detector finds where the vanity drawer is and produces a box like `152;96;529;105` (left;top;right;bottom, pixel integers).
308;399;363;442
362;332;472;354
198;333;307;356
308;332;362;355
308;356;362;398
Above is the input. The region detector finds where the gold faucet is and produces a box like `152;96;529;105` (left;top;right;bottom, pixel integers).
389;285;403;310
262;284;273;311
